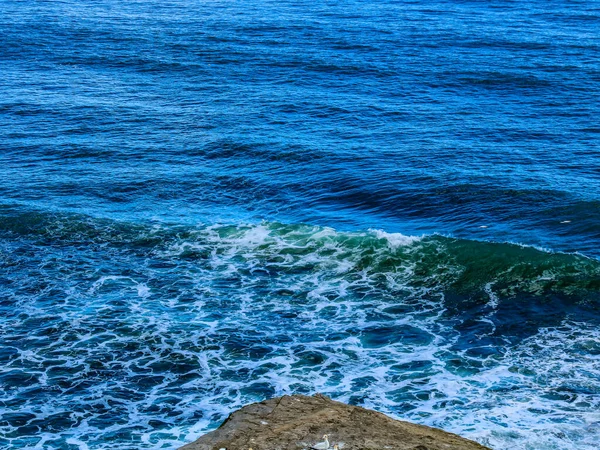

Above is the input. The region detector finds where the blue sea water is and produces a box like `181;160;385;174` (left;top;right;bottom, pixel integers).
1;0;600;449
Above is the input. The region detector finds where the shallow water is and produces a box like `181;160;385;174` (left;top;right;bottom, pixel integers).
1;0;599;449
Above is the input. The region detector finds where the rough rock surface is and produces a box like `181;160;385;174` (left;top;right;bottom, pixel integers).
179;394;490;450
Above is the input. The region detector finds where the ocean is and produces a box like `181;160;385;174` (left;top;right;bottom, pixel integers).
0;0;599;448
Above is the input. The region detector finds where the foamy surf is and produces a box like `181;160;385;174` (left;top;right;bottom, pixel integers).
0;213;598;449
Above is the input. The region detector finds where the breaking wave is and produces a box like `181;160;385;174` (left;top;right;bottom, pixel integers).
0;210;599;449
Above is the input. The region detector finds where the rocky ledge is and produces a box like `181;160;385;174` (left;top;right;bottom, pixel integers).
179;394;490;450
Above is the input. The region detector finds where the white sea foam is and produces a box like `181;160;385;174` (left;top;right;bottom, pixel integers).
371;229;422;248
1;222;598;449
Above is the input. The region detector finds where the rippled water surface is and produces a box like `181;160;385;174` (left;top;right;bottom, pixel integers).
1;0;599;449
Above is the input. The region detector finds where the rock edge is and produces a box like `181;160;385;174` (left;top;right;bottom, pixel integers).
179;394;490;450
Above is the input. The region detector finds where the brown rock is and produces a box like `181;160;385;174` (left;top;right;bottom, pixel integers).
179;394;490;450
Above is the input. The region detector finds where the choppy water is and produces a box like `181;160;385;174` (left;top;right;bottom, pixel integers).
1;0;599;449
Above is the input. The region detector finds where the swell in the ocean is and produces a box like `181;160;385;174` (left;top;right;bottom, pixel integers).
1;210;599;449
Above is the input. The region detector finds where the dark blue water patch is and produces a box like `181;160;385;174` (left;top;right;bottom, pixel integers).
359;325;434;348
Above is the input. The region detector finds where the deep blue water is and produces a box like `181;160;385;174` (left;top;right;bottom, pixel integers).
1;1;600;449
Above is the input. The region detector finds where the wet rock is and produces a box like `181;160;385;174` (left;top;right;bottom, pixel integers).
179;394;490;450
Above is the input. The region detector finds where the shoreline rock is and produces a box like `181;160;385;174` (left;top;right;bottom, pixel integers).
179;394;490;450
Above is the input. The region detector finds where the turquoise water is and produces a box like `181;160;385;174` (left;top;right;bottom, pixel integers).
1;0;600;449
